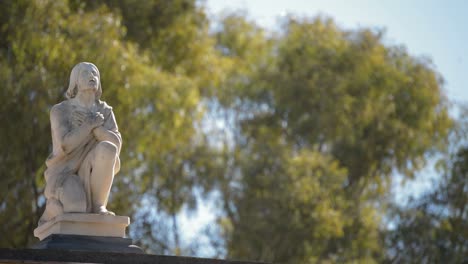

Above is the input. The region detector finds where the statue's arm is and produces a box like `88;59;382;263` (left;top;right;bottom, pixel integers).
51;106;94;154
93;111;122;153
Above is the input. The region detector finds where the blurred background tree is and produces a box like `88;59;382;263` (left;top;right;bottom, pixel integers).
384;108;468;264
0;0;465;263
210;14;453;263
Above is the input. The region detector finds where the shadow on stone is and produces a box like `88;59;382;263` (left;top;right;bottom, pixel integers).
0;248;266;264
31;234;143;254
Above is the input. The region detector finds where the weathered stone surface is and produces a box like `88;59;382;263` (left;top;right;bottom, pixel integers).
31;234;143;254
34;213;129;240
0;248;266;264
40;62;123;227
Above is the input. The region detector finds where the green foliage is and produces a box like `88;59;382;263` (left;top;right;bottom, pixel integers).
228;147;351;263
0;1;461;262
384;112;468;263
0;0;212;252
212;15;452;263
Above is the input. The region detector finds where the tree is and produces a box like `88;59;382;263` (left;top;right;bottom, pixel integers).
384;110;468;263
211;14;452;263
0;2;459;262
0;0;219;253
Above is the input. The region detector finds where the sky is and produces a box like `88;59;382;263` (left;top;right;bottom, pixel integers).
206;0;468;104
180;0;468;254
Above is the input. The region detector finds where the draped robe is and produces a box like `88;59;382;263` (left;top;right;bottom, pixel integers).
39;100;121;225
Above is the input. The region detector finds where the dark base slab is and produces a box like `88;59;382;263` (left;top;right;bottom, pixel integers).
0;248;265;264
30;234;143;254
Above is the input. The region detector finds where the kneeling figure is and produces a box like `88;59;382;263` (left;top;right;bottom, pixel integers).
39;62;122;225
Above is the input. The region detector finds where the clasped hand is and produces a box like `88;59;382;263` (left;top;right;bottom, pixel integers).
72;110;104;129
72;110;112;142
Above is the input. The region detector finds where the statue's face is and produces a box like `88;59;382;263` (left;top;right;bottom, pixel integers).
77;64;99;93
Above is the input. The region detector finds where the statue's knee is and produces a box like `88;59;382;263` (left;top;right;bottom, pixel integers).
96;141;117;158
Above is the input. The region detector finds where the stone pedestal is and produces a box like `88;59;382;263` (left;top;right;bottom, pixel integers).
32;213;142;254
34;213;129;241
31;234;143;254
0;249;265;264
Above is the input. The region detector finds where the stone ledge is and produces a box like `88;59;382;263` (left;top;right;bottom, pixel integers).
34;213;129;241
30;234;143;254
0;249;266;264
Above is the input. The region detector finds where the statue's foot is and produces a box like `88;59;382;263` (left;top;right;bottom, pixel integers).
96;206;115;216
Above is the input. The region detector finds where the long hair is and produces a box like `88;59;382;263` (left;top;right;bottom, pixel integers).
65;62;102;100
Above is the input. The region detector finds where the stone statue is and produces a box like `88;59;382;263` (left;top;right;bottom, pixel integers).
39;62;122;226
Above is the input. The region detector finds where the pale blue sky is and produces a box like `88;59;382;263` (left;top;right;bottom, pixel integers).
206;0;468;104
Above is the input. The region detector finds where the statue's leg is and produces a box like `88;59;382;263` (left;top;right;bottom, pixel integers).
90;141;117;215
61;174;87;213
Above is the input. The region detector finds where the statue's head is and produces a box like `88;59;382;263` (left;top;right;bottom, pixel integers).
66;62;102;100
